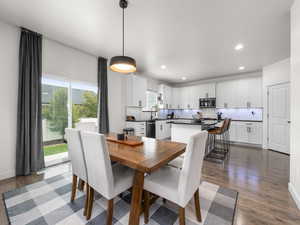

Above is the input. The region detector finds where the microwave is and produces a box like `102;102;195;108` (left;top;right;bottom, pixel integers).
199;98;216;108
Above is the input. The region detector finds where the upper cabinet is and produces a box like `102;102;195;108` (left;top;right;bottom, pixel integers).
125;75;262;109
126;75;147;107
171;87;182;109
174;83;216;109
216;77;262;108
159;84;172;109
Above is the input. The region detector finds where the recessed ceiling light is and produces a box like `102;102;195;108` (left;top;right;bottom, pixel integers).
239;66;245;70
181;77;187;81
161;65;167;70
235;43;244;51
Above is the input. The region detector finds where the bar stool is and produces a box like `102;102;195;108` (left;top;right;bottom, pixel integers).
224;119;232;154
206;118;229;162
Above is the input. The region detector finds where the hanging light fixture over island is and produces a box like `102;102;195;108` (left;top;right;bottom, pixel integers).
109;0;137;74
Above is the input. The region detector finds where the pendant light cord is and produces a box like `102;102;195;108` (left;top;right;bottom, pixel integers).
122;7;125;56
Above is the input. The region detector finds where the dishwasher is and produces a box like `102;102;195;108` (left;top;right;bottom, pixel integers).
146;121;156;138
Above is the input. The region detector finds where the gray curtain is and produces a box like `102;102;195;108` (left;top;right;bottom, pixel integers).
98;57;110;133
16;28;45;176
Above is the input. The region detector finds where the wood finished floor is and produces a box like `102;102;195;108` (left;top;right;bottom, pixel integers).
0;145;299;225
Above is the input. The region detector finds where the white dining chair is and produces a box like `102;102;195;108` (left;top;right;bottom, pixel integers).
65;128;89;215
168;154;185;169
80;131;134;222
143;131;208;225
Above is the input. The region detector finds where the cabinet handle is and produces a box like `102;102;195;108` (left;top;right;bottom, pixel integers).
160;124;163;131
224;103;228;108
247;102;251;108
138;100;142;107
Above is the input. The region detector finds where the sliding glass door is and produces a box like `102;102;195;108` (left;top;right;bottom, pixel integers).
42;76;98;166
71;83;98;128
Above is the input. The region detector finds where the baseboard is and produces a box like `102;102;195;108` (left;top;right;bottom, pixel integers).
229;141;262;149
289;182;300;210
0;169;15;181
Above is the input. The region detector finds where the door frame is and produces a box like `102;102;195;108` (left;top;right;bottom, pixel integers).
267;81;290;154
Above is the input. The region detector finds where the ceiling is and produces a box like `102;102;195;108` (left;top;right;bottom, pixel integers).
0;0;294;83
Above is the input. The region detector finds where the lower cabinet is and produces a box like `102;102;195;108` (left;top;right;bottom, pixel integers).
155;120;171;139
125;122;146;137
229;121;262;145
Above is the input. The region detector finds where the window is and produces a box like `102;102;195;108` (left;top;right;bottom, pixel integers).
146;90;158;110
42;76;98;165
71;83;98;128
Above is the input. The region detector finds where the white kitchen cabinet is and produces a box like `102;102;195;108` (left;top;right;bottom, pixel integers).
216;77;262;108
172;87;183;109
159;84;172;108
229;121;262;145
216;80;235;108
126;75;147;107
125;122;146;137
180;87;191;109
169;83;216;109
196;83;216;98
155;120;171;139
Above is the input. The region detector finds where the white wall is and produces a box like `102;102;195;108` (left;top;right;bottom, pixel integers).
43;39;98;83
0;21;19;180
262;58;290;149
290;0;300;209
107;71;126;133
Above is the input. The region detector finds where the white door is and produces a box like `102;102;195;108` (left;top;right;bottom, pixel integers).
268;83;290;154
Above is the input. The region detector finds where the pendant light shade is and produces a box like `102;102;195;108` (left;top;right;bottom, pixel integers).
110;56;136;73
110;0;137;74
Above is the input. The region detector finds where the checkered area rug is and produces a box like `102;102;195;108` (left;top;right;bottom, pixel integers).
3;173;238;225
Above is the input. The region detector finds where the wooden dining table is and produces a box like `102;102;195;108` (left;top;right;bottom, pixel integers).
106;133;186;225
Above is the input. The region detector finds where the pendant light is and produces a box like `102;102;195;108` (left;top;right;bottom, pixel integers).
110;0;137;74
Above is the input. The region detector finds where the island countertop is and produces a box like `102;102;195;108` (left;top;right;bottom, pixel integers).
167;120;219;126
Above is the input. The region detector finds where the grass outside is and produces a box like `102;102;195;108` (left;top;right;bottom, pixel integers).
43;143;67;156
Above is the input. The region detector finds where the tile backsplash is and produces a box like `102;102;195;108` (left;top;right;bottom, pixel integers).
217;108;262;121
127;107;263;121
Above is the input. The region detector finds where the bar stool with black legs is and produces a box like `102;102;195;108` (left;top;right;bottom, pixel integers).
224;119;232;154
205;118;229;162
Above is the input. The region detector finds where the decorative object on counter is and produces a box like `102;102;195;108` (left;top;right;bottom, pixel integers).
117;133;125;140
109;0;136;73
192;111;203;122
126;115;136;121
167;112;175;119
106;135;143;146
217;112;222;121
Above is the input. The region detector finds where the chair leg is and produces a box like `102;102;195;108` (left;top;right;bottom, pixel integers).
179;207;186;225
71;174;77;202
84;183;90;216
86;186;94;220
107;199;114;225
144;191;150;224
194;189;202;222
78;179;85;191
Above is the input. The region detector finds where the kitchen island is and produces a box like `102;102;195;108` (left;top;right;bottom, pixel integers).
169;120;219;144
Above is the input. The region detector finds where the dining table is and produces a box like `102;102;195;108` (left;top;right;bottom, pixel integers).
106;133;186;225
